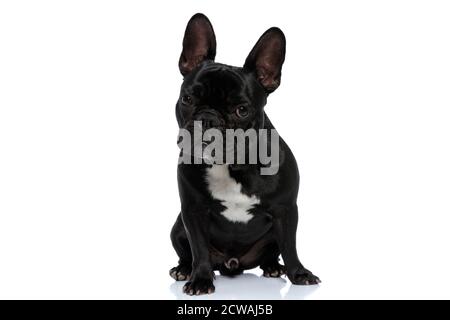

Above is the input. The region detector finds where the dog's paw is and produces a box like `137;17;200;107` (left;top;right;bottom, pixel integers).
169;264;192;281
183;278;215;295
261;262;286;278
288;267;321;285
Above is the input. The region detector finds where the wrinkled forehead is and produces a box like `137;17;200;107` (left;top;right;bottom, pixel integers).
187;64;250;100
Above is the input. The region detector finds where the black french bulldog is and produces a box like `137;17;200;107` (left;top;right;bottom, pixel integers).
170;13;320;295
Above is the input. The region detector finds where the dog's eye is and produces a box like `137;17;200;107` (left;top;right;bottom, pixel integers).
181;95;193;105
235;105;249;118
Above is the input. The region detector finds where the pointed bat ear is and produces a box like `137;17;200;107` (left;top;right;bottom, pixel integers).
179;13;216;76
243;27;286;93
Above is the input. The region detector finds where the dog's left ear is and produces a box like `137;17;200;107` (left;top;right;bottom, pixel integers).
244;28;286;93
179;13;217;76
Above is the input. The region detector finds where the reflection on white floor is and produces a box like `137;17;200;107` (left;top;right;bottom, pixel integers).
170;272;320;300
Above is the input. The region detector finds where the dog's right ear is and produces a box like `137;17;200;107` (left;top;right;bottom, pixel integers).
179;13;216;76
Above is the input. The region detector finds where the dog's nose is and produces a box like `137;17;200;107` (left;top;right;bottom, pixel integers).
195;110;222;129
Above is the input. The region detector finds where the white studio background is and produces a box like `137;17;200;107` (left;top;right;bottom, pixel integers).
1;0;449;299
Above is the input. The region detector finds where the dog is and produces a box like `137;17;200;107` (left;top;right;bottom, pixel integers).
170;13;320;295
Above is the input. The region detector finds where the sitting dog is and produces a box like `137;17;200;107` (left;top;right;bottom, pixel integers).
170;13;320;295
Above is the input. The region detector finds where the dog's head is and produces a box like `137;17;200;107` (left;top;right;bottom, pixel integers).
176;14;285;170
176;13;285;134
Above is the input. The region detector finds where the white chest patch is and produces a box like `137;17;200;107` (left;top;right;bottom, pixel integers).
205;165;260;223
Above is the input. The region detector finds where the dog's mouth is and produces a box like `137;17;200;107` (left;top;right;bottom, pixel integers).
177;121;274;169
177;139;240;163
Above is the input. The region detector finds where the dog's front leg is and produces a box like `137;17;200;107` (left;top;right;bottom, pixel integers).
181;207;215;295
273;205;321;285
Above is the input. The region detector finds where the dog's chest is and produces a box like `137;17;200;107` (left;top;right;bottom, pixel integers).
205;165;260;223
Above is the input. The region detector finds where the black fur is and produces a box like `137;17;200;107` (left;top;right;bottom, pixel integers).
170;13;319;295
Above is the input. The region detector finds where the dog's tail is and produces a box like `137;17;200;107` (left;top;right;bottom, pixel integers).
224;257;239;271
